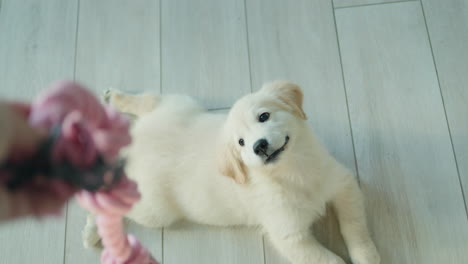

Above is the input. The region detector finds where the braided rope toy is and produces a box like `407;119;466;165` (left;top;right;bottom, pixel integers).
27;81;159;264
77;177;158;264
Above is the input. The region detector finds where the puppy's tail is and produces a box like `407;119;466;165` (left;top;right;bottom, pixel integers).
103;88;160;119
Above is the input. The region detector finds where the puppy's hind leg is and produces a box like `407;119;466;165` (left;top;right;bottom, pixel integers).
333;178;380;264
82;214;102;249
103;89;160;118
267;229;345;264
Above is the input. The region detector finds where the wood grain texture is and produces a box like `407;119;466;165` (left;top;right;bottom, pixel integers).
0;217;67;264
65;1;162;262
246;0;354;262
161;0;250;109
75;0;160;94
0;0;77;263
422;0;468;215
64;201;102;264
0;0;77;100
164;224;264;264
333;0;417;9
336;2;468;263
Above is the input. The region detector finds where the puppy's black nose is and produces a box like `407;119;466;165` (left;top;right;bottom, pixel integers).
253;139;269;155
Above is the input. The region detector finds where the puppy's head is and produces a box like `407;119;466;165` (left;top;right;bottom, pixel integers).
218;81;307;184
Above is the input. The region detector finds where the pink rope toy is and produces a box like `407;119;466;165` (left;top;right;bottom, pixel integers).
29;81;160;264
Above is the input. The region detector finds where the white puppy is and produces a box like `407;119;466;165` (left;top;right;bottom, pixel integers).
83;81;380;264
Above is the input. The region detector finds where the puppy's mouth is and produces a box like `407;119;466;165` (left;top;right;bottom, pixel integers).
264;136;290;164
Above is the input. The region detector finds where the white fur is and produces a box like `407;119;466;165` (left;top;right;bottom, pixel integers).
84;81;380;264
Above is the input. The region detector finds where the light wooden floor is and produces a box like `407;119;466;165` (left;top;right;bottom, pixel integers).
1;0;467;263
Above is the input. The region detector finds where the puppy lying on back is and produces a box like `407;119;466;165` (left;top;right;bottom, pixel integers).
83;81;380;264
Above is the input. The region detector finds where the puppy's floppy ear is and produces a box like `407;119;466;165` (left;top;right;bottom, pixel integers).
218;142;248;184
261;81;307;120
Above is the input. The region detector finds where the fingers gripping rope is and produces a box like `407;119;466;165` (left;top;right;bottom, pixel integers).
32;81;159;264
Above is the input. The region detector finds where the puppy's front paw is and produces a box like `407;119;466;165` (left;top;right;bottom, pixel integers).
311;251;346;264
349;242;380;264
329;256;346;264
318;255;345;264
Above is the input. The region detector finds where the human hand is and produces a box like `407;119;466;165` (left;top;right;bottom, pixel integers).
0;102;75;220
0;102;44;161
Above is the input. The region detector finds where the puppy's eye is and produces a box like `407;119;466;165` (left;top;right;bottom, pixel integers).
258;112;270;123
238;139;245;146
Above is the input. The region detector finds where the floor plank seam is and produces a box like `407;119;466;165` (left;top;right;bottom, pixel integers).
159;0;162;95
261;236;266;264
62;202;69;264
207;106;231;111
330;0;362;184
72;0;80;83
64;1;81;263
334;0;418;10
243;0;253;93
161;228;164;264
419;0;468;219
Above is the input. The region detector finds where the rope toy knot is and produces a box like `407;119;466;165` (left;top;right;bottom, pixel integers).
28;81;159;264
